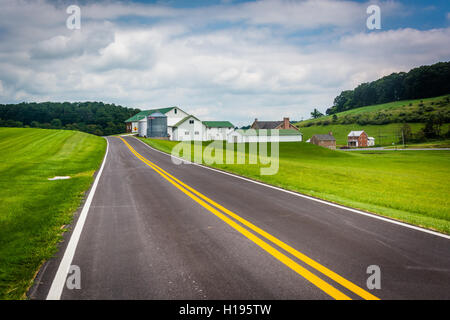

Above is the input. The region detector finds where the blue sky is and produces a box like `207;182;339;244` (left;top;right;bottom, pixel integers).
0;0;449;125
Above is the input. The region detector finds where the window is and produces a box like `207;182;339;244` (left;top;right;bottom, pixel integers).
194;131;199;135
185;131;189;135
189;119;194;124
174;109;177;114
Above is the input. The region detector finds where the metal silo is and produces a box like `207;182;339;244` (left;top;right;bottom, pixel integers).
147;112;168;138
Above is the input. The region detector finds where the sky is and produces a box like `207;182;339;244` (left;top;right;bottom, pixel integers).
0;0;449;126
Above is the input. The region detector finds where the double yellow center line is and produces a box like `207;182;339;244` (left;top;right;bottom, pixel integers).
119;137;380;300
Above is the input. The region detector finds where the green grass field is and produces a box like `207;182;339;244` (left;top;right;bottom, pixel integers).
0;128;106;299
139;137;450;235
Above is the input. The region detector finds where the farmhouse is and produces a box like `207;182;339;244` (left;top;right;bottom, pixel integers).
347;130;369;147
251;117;299;131
309;132;336;149
227;129;302;143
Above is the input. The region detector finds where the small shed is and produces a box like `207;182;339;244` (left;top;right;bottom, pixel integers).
309;132;336;149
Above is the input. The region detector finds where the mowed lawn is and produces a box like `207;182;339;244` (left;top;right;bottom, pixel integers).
139;138;450;235
0;128;106;299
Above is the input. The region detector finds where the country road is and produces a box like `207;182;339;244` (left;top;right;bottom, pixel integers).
30;136;450;300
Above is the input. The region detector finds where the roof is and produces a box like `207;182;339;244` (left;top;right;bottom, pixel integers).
348;130;365;137
148;112;166;117
203;121;234;128
252;121;283;129
172;115;201;127
124;107;176;122
235;129;302;136
312;134;335;141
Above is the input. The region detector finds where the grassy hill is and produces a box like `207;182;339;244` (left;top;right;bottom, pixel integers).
0;128;106;299
296;95;450;146
138;138;450;235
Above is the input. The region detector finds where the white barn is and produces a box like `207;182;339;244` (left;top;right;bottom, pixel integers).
171;117;235;141
172;115;206;141
125;106;190;138
203;121;235;140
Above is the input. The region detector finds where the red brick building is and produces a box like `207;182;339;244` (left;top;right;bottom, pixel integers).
347;130;368;147
309;132;336;149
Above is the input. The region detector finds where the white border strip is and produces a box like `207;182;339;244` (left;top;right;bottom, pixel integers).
46;138;110;300
133;137;450;240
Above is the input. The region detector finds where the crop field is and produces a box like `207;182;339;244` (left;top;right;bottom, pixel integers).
0;128;106;299
139;137;450;235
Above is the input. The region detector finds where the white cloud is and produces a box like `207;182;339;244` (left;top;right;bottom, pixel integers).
0;0;449;126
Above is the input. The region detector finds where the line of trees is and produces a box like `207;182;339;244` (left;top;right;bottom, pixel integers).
326;61;450;115
0;101;140;136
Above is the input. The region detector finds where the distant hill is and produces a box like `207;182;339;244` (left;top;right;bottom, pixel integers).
326;61;450;115
299;95;450;127
0;101;140;136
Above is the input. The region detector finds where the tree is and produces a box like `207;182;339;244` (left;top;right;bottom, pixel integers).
51;118;62;128
310;108;324;119
422;117;439;139
399;123;412;144
0;101;140;136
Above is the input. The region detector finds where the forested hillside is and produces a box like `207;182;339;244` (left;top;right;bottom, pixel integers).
0;101;140;136
326;61;450;115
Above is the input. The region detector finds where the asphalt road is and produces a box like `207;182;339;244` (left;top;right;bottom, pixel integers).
30;136;450;300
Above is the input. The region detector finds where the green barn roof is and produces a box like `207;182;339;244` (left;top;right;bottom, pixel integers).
125;107;176;122
202;121;234;128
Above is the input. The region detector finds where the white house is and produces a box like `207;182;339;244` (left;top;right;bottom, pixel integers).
368;137;375;146
227;129;302;143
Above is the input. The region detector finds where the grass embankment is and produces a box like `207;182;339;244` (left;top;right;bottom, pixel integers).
139;137;450;235
0;128;106;299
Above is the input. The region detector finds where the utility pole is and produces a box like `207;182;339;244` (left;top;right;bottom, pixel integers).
402;128;405;148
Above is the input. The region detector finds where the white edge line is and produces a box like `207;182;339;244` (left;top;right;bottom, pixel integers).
132;137;450;240
46;137;110;300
